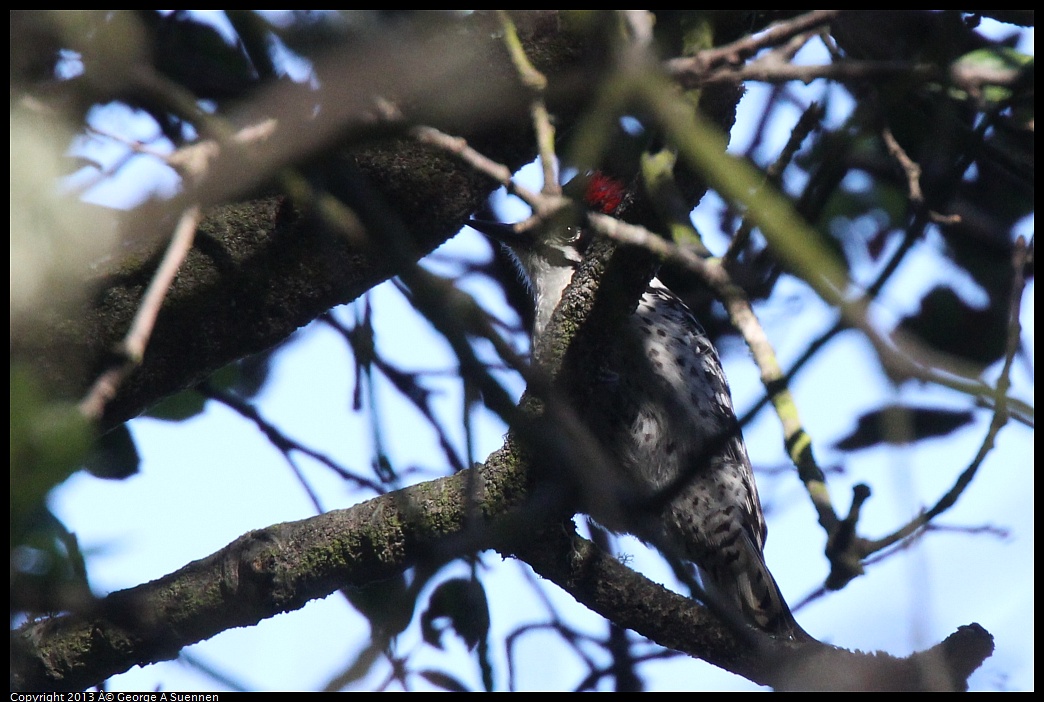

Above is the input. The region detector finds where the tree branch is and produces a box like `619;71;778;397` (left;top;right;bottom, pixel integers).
12;445;993;692
12;12;588;430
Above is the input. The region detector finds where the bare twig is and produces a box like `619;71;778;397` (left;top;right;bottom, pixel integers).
666;10;840;79
881;126;924;205
881;127;961;225
680;51;1024;94
200;382;385;496
321;310;469;475
724;102;824;264
78;205;201;421
496;10;559;195
411;124;546;210
701;60;940;87
167;118;277;183
866;236;1030;554
84;117;278;186
84;123;171;160
125;207;200;362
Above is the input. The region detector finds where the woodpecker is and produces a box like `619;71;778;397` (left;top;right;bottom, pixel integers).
471;174;807;640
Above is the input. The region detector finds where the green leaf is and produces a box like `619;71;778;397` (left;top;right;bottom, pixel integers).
144;388;207;422
952;48;1032;104
10;365;94;523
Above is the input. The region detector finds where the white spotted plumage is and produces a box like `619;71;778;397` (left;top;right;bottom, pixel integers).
475;218;806;639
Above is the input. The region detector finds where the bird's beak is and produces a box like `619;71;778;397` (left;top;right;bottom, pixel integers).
468;219;532;250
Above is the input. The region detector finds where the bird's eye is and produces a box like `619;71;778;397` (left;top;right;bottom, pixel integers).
562;226;593;254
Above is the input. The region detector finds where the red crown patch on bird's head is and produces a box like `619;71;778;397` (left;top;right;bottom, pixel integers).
583;171;627;215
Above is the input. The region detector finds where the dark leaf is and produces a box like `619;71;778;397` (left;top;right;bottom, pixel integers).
896;286;1009;367
342;573;415;640
138;10;259;100
420;577;491;652
10;507;93;613
82;424;140;480
151;347;283;420
226;348;281;399
834;404;975;451
418;669;472;692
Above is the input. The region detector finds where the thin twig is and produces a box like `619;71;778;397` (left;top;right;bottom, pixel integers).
85;123;171;160
411;124;545;210
724;102;824;264
705;60;940;87
881;126;961;225
881;126;924;205
167;118;277;183
126;207;200;362
667;10;840;78
78;205;201;421
865;236;1030;554
692;54;1025;92
200;382;384;496
496;10;559;196
321;311;469;475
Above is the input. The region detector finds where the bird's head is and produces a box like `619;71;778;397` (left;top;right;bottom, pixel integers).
469;172;628;337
